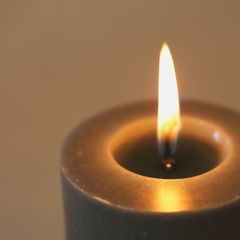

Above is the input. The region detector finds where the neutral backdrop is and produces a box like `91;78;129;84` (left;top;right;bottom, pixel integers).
1;1;240;239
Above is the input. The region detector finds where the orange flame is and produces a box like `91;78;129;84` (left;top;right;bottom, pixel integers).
157;43;181;155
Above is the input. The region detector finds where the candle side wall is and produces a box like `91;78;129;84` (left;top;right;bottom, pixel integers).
61;173;240;240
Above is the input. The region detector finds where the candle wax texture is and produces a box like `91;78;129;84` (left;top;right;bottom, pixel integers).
61;101;240;240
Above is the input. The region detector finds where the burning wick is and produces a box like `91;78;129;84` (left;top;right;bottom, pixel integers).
159;139;176;171
157;43;181;170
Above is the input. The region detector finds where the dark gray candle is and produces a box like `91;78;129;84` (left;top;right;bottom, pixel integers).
61;101;240;240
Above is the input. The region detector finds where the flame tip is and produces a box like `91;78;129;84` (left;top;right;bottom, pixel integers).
161;42;170;51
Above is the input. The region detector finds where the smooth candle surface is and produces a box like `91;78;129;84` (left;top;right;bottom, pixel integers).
61;101;240;240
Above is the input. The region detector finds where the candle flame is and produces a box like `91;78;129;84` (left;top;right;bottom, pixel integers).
157;43;181;156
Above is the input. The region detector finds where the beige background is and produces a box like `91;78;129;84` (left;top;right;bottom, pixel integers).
1;0;240;239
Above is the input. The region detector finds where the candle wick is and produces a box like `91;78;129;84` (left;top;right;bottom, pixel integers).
162;157;176;171
160;139;176;171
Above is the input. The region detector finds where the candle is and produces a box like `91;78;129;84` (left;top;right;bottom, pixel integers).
60;44;240;240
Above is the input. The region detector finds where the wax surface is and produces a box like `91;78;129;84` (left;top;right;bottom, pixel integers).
114;134;219;179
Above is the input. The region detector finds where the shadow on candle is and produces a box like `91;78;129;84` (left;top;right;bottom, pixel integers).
113;135;219;179
111;116;230;179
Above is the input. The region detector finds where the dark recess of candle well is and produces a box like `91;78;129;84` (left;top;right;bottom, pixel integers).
113;134;220;179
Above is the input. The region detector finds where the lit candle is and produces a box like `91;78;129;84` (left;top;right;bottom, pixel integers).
61;43;240;240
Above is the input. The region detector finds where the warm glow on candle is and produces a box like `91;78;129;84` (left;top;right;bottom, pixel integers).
157;43;181;155
154;184;189;212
